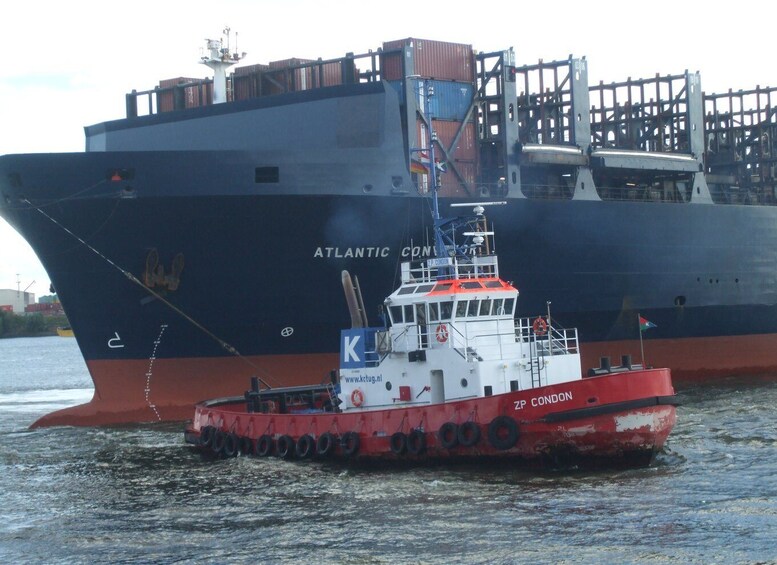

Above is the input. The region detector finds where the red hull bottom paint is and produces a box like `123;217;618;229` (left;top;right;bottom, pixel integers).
31;353;339;428
185;369;677;469
581;333;777;382
31;332;777;428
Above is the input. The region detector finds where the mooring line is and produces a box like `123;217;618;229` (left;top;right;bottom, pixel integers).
24;198;278;388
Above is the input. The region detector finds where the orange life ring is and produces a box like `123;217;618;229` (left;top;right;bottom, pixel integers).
435;323;449;343
351;388;365;407
533;316;548;335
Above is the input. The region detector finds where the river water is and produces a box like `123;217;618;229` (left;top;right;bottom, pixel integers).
0;336;775;564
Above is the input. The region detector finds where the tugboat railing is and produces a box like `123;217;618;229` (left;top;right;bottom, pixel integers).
368;317;577;365
401;256;499;283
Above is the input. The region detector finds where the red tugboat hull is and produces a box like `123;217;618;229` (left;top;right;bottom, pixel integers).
185;368;677;469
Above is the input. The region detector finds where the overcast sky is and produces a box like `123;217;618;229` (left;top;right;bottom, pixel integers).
2;0;775;298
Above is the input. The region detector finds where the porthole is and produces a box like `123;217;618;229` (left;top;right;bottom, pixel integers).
385;381;392;391
674;295;686;306
362;184;373;193
460;378;468;388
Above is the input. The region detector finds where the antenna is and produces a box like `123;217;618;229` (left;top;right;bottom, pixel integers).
201;27;246;104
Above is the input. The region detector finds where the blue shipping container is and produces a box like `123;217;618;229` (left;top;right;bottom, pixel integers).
387;80;475;122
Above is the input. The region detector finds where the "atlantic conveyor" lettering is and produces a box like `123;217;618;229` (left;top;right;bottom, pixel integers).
313;246;434;259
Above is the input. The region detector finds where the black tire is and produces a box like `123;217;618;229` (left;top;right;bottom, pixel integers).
341;431;360;457
276;435;296;459
458;421;481;447
223;433;239;457
238;436;254;456
389;432;407;455
316;432;336;457
487;416;519;450
407;429;426;456
438;422;459;449
256;434;274;457
295;434;315;459
199;426;215;448
212;429;227;455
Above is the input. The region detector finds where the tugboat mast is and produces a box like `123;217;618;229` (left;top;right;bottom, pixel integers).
421;82;449;262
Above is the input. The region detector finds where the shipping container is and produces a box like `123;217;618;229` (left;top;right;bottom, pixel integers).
382;38;474;82
418;118;478;161
157;77;212;112
388;79;475;121
414;118;478;196
233;64;270;101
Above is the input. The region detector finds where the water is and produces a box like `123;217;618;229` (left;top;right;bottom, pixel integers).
0;337;775;564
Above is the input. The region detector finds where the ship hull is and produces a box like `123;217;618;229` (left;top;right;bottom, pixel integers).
184;368;677;469
2;149;777;426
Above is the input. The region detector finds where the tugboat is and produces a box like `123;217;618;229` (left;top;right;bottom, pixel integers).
183;86;678;470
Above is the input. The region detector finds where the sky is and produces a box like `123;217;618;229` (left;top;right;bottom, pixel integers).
2;0;776;298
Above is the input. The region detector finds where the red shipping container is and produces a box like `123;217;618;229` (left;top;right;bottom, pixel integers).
157;77;212;112
382;38;474;82
415;119;479;197
417;119;478;162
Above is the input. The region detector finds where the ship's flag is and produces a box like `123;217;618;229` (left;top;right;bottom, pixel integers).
411;159;429;175
639;315;657;332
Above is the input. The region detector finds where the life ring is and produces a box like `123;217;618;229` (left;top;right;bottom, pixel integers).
295;434;315;459
316;432;336;457
276;435;296;459
458;421;481;447
341;431;360;457
256;434;274;457
351;388;365;407
407;429;427;455
533;316;548;335
435;323;449;343
438;422;459;449
487;416;520;450
390;432;408;455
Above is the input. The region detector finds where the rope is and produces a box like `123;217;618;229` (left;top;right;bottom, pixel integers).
23;198;278;388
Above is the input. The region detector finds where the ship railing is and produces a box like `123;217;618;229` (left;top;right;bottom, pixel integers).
515;317;578;356
387;322;512;362
401;255;499;283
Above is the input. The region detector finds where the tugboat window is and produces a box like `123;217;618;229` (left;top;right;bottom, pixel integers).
390;305;403;323
480;299;492;316
429;302;440;322
504;298;515;315
492;298;504;315
440;301;453;320
403;304;415;323
467;300;480;317
456;301;468;318
255;166;279;183
484;281;503;288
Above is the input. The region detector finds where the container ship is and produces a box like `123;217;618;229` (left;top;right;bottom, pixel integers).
1;36;775;426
